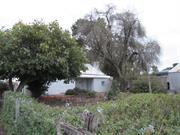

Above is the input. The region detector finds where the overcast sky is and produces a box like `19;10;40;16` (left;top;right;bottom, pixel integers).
1;0;180;70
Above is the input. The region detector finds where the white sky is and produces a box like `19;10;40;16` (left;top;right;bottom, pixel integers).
0;0;180;70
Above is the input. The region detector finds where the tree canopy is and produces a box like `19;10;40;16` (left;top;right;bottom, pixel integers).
72;6;161;90
0;20;86;92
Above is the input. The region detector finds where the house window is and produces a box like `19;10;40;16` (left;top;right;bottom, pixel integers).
101;81;105;86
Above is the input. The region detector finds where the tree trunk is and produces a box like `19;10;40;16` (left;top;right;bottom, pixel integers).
115;65;129;91
146;65;152;93
8;77;14;91
120;78;128;91
147;73;152;93
15;81;26;92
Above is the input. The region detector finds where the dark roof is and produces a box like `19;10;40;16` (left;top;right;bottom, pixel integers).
156;67;173;76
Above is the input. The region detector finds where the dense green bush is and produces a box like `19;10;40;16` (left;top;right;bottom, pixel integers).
131;75;166;93
107;80;120;99
65;87;96;97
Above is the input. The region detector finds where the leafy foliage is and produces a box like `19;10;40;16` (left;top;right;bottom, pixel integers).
65;87;96;97
2;92;180;135
131;75;166;93
2;91;84;135
107;80;120;100
96;94;180;135
2;92;57;135
72;6;161;90
0;21;86;92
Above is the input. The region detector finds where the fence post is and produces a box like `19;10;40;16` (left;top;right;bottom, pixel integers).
82;112;101;134
56;121;93;135
15;98;20;123
56;112;100;135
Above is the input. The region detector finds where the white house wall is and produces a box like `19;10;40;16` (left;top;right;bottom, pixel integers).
168;73;180;92
75;78;112;92
76;78;93;90
92;78;112;92
48;80;75;95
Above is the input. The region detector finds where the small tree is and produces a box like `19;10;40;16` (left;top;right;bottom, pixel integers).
0;20;86;93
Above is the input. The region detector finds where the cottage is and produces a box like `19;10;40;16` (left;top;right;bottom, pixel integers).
76;64;112;92
47;64;112;95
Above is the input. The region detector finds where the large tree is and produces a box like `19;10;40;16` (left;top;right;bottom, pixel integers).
72;6;160;90
0;20;86;92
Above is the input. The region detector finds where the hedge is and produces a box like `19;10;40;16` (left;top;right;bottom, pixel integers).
131;75;166;93
65;87;96;97
1;91;84;135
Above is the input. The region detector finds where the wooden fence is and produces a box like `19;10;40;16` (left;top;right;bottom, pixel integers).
56;112;101;135
39;93;105;106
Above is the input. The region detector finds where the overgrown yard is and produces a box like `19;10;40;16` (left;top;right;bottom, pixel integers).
1;92;180;135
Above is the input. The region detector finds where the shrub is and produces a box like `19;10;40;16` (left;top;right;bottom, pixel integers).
65;87;96;97
107;80;120;99
131;75;166;93
65;89;75;95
